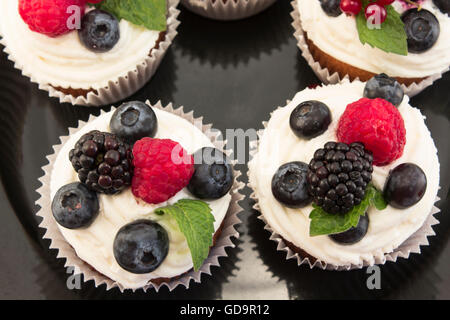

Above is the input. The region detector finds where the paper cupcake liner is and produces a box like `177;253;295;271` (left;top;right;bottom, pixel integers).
35;101;244;292
181;0;277;21
248;99;441;271
290;0;449;97
0;0;180;107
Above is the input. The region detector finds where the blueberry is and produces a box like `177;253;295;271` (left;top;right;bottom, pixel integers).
78;10;120;53
290;100;332;139
384;163;427;209
110;101;158;144
329;213;369;245
363;73;404;107
319;0;342;17
188;147;234;199
113;220;169;274
433;0;450;15
272;161;312;208
402;9;440;53
51;182;99;229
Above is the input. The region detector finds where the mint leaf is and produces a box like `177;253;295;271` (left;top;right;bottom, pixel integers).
95;0;167;31
155;199;215;271
356;1;407;55
309;184;386;236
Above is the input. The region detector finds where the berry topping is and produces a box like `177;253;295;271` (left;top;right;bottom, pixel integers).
340;0;362;15
377;0;394;5
319;0;342;17
364;73;405;107
78;9;120;53
110;101;158;145
433;0;450;15
402;8;440;53
69;130;133;194
113;220;169;274
289;100;332;139
365;3;387;26
307;142;374;214
132;138;194;204
384;163;427;209
329;213;369;244
272;162;313;208
19;0;85;37
52;182;99;229
337;98;406;166
187;147;234;200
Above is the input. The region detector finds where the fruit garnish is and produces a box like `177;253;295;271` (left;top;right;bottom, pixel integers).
272;161;312;208
355;0;408;55
113;219;169;274
289;100;332;139
78;9;120;53
19;0;85;37
110;101;158;145
384;163;427;209
363;73;404;107
155;199;215;272
340;0;363;15
337;98;406;166
365;3;387;25
319;0;343;17
402;8;440;53
329;212;369;244
52;182;99;229
131;138;194;204
309;183;386;237
91;0;167;31
307;142;374;215
69;130;133;195
188;147;234;200
432;0;450;15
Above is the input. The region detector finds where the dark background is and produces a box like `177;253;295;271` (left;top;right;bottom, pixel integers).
0;1;449;299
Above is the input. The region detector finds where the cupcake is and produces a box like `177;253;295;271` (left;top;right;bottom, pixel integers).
36;101;242;291
292;0;450;96
181;0;277;20
248;78;440;269
0;0;180;106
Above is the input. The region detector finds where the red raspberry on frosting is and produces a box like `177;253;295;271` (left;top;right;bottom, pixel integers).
19;0;86;37
132;138;195;204
337;98;406;166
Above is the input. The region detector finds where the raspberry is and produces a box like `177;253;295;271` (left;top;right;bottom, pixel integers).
337;98;406;166
132;138;194;204
19;0;86;37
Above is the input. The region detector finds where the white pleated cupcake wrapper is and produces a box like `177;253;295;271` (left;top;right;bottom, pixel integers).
248;100;441;271
181;0;277;21
290;0;449;97
0;0;180;107
36;101;244;292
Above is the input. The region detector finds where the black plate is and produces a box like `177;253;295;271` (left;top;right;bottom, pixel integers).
0;1;449;299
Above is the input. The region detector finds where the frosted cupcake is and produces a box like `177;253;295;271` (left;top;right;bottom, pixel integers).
37;101;241;291
0;0;179;106
292;0;450;95
181;0;277;20
249;77;440;268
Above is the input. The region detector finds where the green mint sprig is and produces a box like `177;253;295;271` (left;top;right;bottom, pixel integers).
356;0;408;55
155;199;215;271
93;0;167;31
309;184;387;237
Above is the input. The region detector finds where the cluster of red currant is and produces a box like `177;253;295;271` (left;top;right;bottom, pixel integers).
340;0;396;25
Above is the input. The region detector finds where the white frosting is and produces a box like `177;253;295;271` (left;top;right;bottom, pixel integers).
50;109;231;289
0;0;161;90
298;0;450;78
248;81;440;266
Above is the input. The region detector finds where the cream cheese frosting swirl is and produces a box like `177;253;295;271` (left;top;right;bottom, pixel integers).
297;0;450;78
248;81;440;267
0;0;161;90
50;108;231;289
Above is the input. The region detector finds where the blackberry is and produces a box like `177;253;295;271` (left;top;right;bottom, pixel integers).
69;130;133;195
307;142;373;214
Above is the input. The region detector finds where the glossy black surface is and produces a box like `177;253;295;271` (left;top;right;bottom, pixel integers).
0;1;449;299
